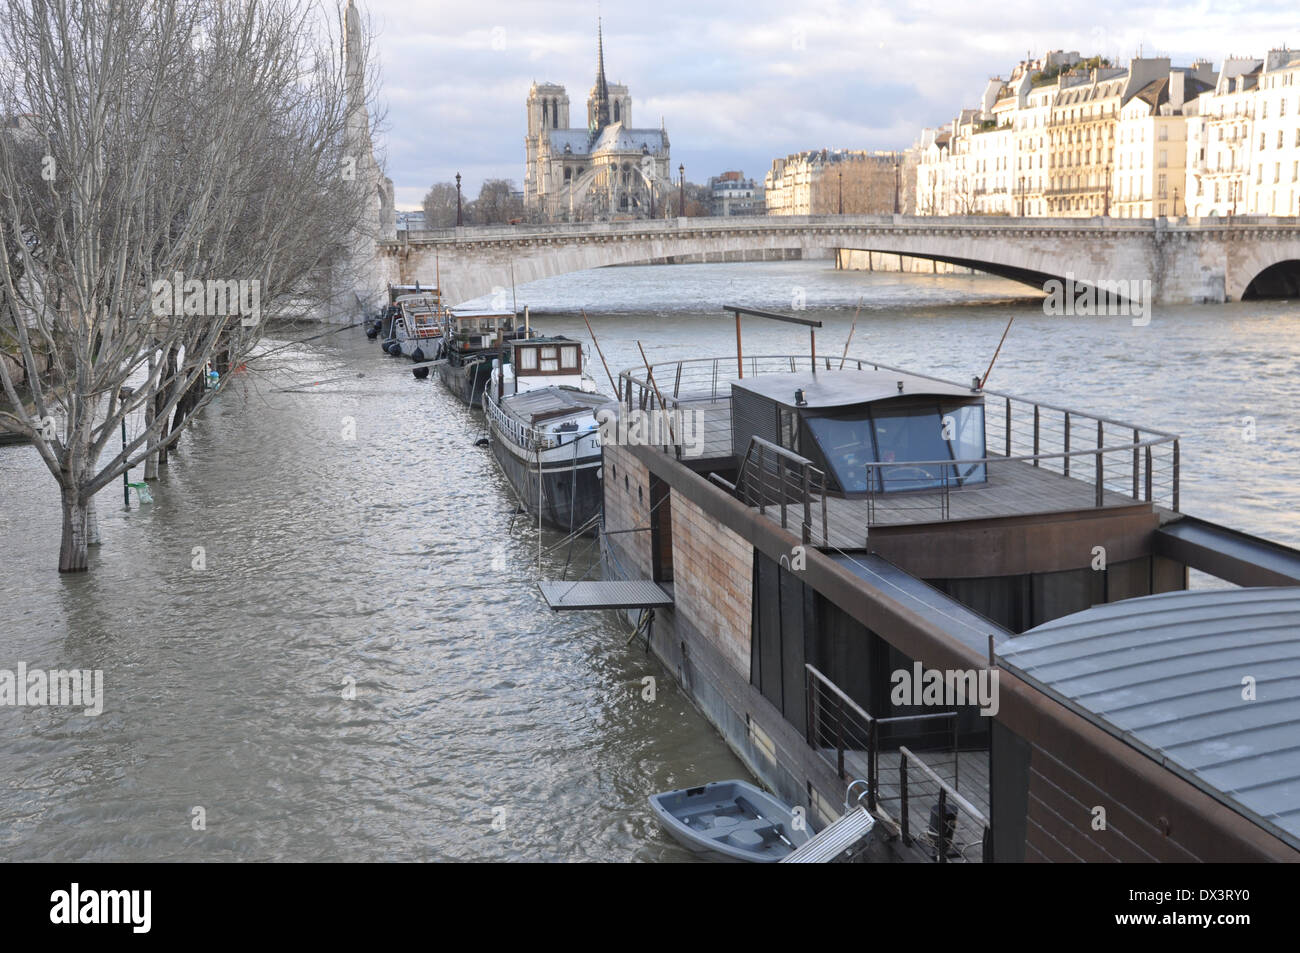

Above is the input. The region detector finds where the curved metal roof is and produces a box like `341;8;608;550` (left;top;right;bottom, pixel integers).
1000;587;1300;848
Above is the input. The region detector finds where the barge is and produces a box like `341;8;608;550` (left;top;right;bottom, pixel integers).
550;306;1300;863
436;308;526;406
483;336;610;533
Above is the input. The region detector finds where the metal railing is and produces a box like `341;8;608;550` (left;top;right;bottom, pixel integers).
896;746;990;863
735;437;829;545
619;353;1181;520
482;388;591;454
805;663;990;862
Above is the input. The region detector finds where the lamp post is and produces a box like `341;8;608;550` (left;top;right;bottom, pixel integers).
678;163;685;216
455;172;463;226
838;167;843;215
893;156;901;214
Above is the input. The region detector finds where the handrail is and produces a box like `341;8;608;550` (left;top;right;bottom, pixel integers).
806;663;874;728
735;436;829;544
482;389;595;453
618;353;1180;440
898;746;988;827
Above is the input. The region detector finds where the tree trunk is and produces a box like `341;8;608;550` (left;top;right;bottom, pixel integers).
144;350;158;480
59;489;90;573
86;496;102;546
157;345;177;466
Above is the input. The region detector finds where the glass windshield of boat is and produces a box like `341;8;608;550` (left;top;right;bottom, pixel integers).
796;399;986;493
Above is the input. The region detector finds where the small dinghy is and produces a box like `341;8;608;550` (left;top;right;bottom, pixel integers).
649;780;813;862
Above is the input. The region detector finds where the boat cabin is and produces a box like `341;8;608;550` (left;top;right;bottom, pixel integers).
731;369;987;495
394;293;443;340
446;309;519;353
388;282;439;306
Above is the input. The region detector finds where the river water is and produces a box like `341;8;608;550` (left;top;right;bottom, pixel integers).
1;260;1297;861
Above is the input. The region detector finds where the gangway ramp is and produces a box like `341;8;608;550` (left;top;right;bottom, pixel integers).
780;806;875;863
538;580;674;611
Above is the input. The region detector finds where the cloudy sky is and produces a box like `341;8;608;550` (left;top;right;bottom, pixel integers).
363;0;1298;209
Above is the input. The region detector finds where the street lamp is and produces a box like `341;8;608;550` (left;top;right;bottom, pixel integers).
838;167;843;215
455;172;463;226
678;163;685;216
893;156;901;215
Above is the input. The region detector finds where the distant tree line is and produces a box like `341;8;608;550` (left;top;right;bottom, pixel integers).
421;178;529;227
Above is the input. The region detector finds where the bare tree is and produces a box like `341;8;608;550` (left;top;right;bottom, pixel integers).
421;182;459;228
469;178;526;225
0;0;378;572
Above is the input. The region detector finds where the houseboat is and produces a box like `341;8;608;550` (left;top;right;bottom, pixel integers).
543;306;1300;863
436;308;527;406
383;292;444;366
482;336;610;533
373;282;439;346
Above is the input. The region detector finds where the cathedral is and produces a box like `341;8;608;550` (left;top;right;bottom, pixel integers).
524;23;672;222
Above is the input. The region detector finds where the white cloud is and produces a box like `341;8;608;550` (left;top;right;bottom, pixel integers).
355;0;1300;208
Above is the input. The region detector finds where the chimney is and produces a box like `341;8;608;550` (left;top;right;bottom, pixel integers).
1169;71;1186;110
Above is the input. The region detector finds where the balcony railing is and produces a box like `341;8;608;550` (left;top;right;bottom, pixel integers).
805;663;989;862
619;354;1181;521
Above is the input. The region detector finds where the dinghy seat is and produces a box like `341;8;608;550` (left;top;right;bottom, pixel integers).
707;817;779;845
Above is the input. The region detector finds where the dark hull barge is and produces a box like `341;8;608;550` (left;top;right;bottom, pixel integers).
542;307;1300;864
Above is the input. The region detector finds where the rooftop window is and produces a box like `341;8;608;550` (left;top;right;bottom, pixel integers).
800;399;987;494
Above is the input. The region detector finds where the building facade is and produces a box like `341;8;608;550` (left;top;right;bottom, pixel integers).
764;149;903;216
912;50;1300;219
709;171;765;216
523;23;672;222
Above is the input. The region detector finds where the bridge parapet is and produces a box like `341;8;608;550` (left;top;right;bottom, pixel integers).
380;215;1300;307
387;213;1300;248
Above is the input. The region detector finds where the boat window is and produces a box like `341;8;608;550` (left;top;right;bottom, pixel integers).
518;347;538;370
802;399;987;493
946;403;987;483
778;408;797;451
561;345;579;368
804;415;877;492
870;405;956;491
540;346;559;372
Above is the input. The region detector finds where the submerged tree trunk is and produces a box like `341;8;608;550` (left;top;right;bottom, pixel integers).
86;497;101;546
156;345;178;466
144;350;159;480
59;488;89;573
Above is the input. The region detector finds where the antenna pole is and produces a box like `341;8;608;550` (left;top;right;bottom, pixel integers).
582;309;619;395
637;340;675;446
981;315;1015;388
839;297;863;369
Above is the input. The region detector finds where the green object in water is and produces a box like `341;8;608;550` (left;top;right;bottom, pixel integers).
126;482;153;504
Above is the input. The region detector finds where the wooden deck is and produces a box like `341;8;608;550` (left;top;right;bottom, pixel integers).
765;461;1142;549
650;396;1150;544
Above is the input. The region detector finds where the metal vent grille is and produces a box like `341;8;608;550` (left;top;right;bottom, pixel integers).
731;387;777;459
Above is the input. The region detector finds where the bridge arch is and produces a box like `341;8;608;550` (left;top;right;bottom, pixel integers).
1242;259;1300;299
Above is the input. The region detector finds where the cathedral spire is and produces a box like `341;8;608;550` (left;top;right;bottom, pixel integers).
590;17;611;137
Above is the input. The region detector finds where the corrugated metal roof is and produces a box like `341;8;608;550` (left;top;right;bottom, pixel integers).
999;587;1300;847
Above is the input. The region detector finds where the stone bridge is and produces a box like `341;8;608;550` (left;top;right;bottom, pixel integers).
379;214;1300;307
